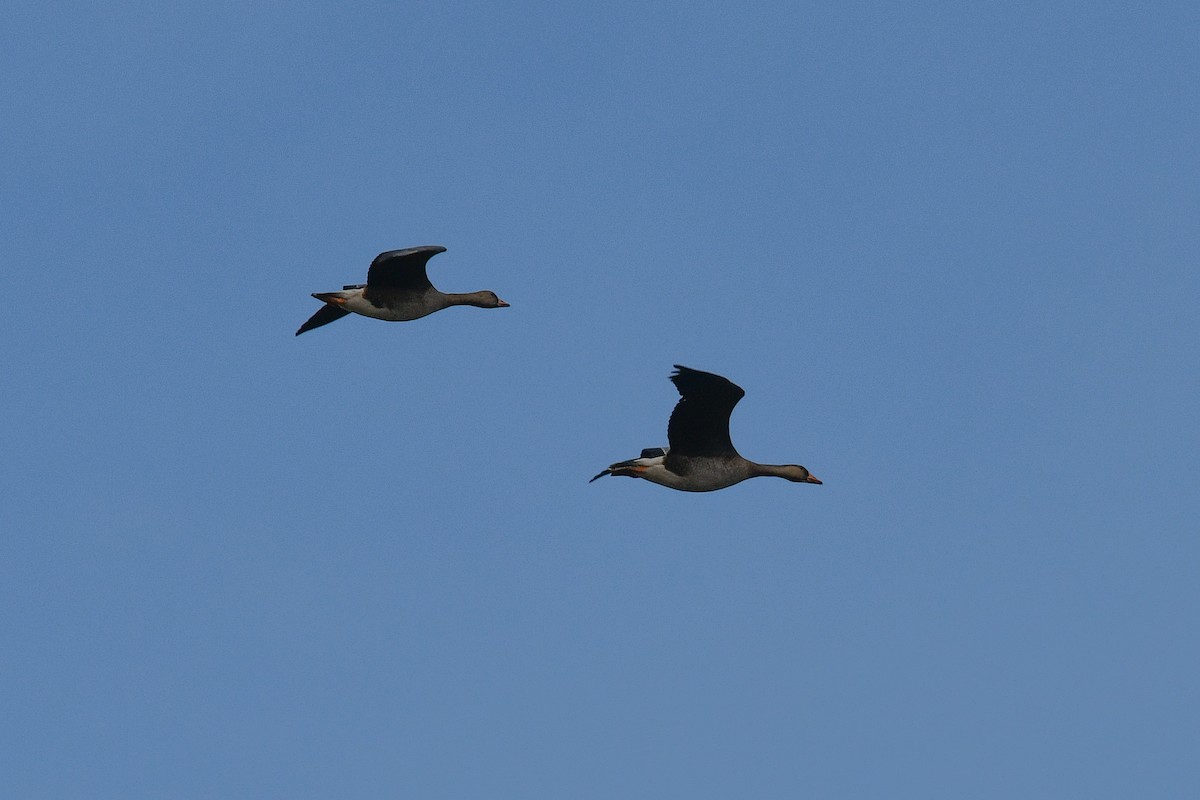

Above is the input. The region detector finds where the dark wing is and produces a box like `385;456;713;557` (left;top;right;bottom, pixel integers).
296;303;350;336
666;365;746;456
365;246;447;290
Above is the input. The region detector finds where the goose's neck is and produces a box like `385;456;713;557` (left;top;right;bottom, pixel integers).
749;462;793;480
443;291;494;308
747;461;820;484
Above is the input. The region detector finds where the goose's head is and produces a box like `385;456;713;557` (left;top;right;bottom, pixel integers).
780;465;822;484
478;291;510;308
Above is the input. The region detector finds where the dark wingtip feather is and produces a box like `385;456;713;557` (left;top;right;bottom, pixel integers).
295;303;350;336
370;245;447;268
668;364;745;400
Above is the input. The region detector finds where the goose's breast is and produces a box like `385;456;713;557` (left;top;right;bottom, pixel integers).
348;289;443;321
649;456;750;492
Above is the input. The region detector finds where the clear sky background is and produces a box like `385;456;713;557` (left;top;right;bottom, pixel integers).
3;2;1198;797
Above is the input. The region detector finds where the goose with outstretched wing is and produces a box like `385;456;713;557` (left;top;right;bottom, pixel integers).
296;246;508;335
590;365;822;492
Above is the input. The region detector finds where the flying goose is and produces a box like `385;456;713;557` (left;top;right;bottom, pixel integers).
296;246;509;335
590;365;822;492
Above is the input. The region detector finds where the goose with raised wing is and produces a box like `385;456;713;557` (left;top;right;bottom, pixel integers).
296;246;509;335
590;365;822;492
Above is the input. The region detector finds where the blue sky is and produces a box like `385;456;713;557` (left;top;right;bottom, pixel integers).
3;1;1198;797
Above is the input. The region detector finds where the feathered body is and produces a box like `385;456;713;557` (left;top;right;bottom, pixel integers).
296;246;508;335
590;366;821;492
